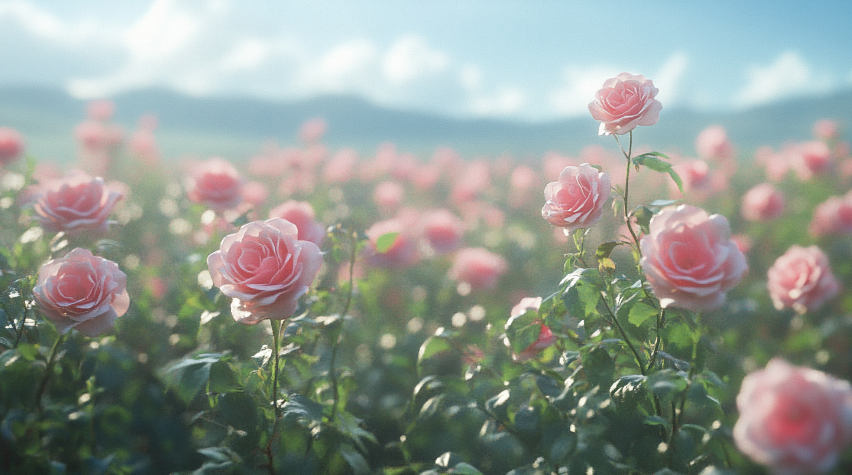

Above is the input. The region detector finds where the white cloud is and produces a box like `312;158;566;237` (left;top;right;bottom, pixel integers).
219;38;270;72
0;0;115;46
469;86;527;116
734;51;834;108
460;65;482;91
653;52;689;106
382;35;450;84
549;66;622;117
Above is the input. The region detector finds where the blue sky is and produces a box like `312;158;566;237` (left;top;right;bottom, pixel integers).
1;0;851;121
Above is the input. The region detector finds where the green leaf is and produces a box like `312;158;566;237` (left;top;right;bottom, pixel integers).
595;241;625;260
208;360;241;394
581;346;615;388
375;232;399;253
609;375;647;411
339;444;370;475
632;205;655;235
628;302;657;328
561;268;603;321
281;394;324;425
217;391;258;432
505;309;541;355
647;370;688;401
452;462;484;475
632;152;683;194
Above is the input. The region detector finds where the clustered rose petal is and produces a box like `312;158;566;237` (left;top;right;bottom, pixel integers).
767;245;840;314
187;157;245;211
808;191;852;237
0;127;24;166
741;183;785;222
588;73;662;135
207;218;324;324
33;248;129;337
734;358;852;475
541;163;611;231
33;170;124;235
640;205;748;312
269;200;326;247
448;247;507;291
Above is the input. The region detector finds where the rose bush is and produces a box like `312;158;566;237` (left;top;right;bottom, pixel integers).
541;163;611;231
640;204;748;312
32;170;124;235
767;245;840;313
734;358;852;475
33;248;129;337
588;72;662;135
207;218;324;323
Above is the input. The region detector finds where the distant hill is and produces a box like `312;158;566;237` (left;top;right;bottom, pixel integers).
0;85;850;163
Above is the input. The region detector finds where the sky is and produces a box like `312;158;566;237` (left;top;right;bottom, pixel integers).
1;0;851;122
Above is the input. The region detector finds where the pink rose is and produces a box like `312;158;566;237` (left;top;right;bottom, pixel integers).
809;192;852;237
695;125;735;161
421;209;465;254
734;358;852;475
588;73;662;135
542;163;611;231
363;218;420;269
373;181;405;212
33;170;124;235
448;247;507;291
207;218;324;324
790;141;834;180
640;205;748;312
0;127;24;166
298;118;327;143
186;157;244;211
33;248;129;337
741;183;785;222
268;200;326;247
505;297;556;362
767;245;840;313
813;119;839;141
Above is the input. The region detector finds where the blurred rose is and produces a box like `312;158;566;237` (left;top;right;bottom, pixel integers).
731;234;753;256
588;72;662;135
813;119;839;141
128;128;160;167
767;245;840;314
373;180;405;213
86;99;115;121
323;148;358;184
186;157;244;211
640;205;747;312
33;170;124;235
542;163;611;231
33;248;129;337
505;297;555;362
268;200;326;247
790;141;834;180
809;192;852;237
363;218;419;268
207;218;323;324
421;209;465;254
0;127;24;166
734;358;852;475
298;118;327;143
756;146;791;182
695;125;735;161
448;247;507;291
741;183;785;222
241;181;269;207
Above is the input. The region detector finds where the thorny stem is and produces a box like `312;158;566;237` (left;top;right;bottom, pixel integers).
265;319;283;475
648;308;666;369
35;332;66;413
613;131;643;256
600;295;645;375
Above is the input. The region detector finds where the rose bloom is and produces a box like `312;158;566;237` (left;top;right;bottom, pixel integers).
813;119;839;141
268;200;326;247
505;297;556;362
0;127;24;166
542;163;611;231
809;192;852;237
298;118;327;143
207;218;324;324
33;248;129;337
362;218;420;269
33;170;124;235
790;141;834;180
695;125;735;162
588;72;662;135
186;157;245;211
733;358;852;475
448;247;507;291
373;180;405;212
741;183;785;222
767;245;840;314
640;205;748;312
421;208;465;254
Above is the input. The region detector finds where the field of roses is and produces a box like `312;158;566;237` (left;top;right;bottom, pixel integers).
1;74;852;475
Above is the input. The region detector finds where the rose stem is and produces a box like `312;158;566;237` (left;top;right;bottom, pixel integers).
613;131;643;256
35;332;66;413
270;319;281;421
